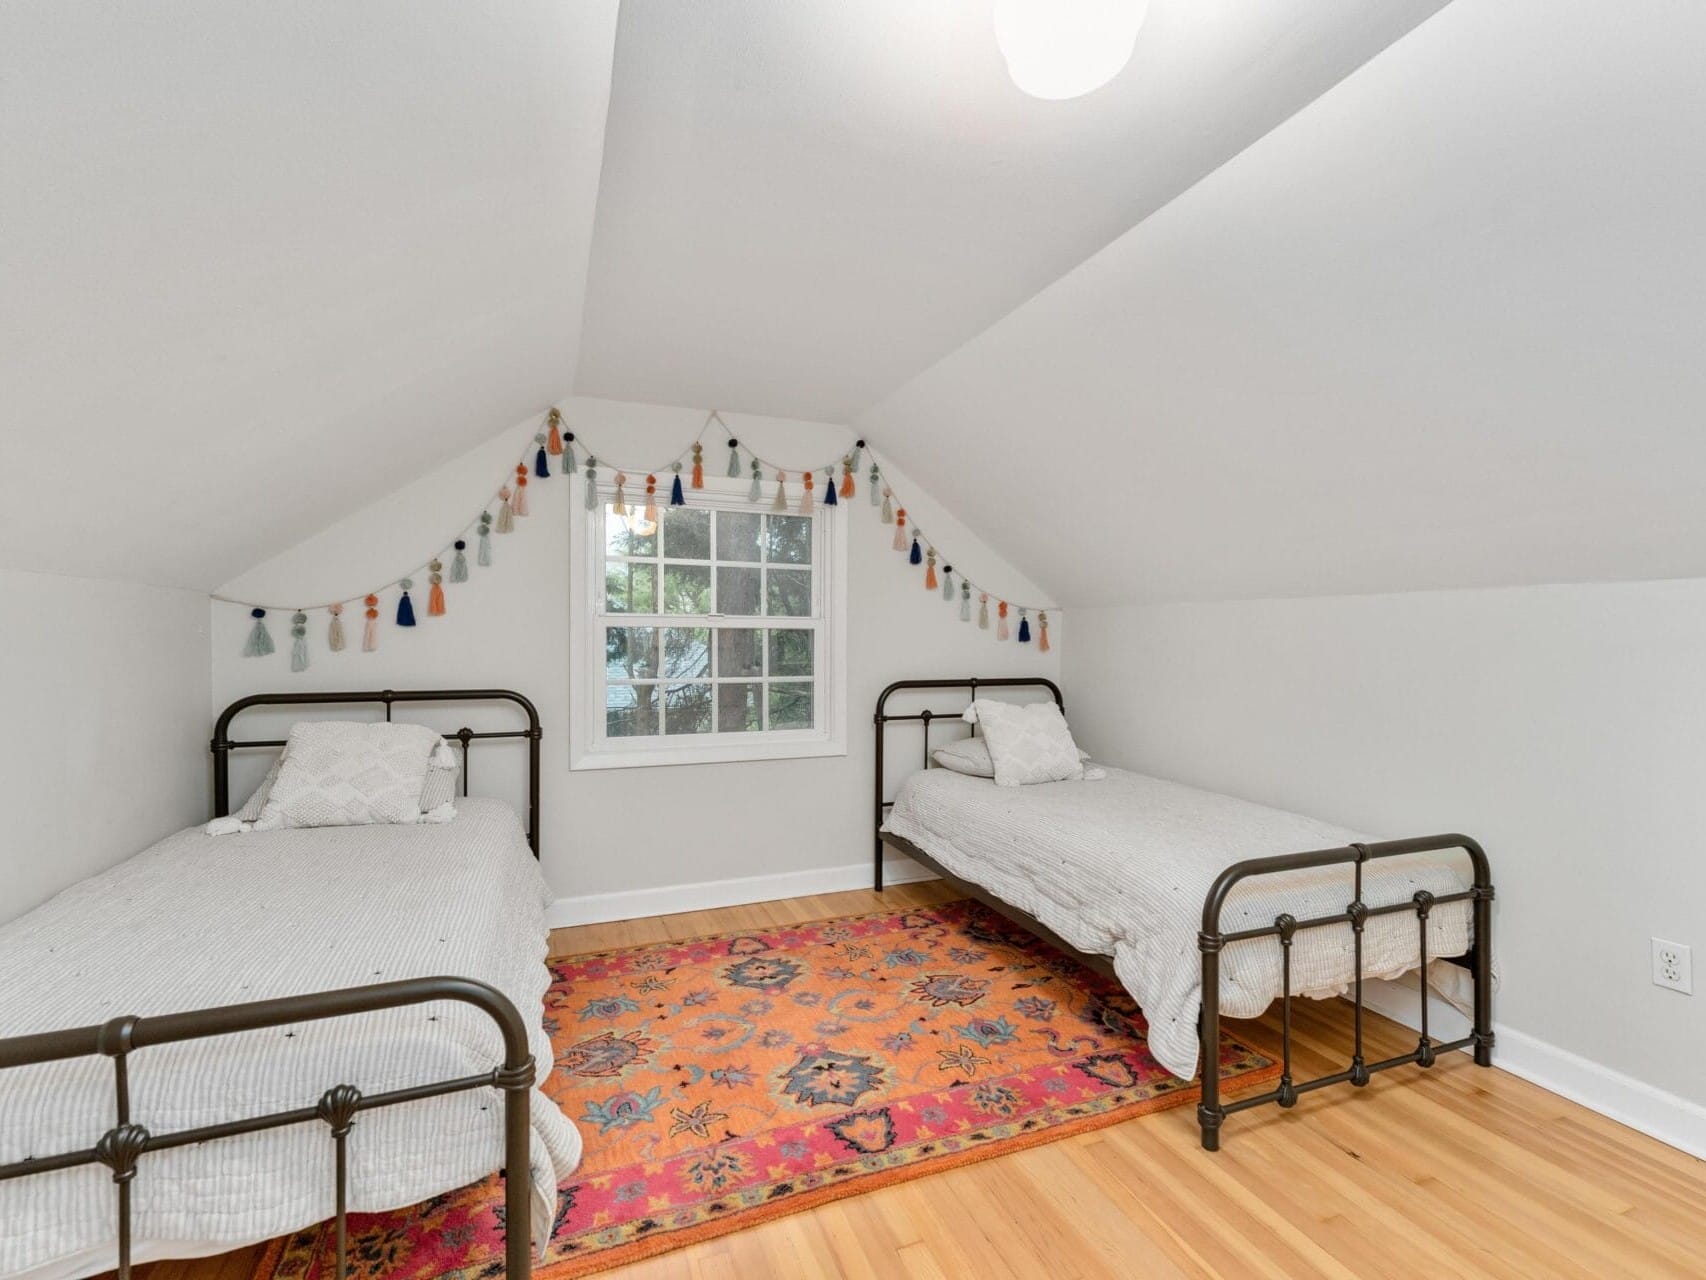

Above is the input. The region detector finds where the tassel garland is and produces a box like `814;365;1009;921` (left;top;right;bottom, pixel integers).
584;461;599;510
534;432;550;478
396;580;417;627
979;593;990;630
909;537;922;566
563;432;578;475
748;459;763;503
612;472;627;517
478;513;493;564
868;464;881;505
363;595;380;651
798;470;814;515
728;438;742;478
671;464;686;506
772;471;788;511
942;565;955;600
513;465;529;516
243;608;274;658
840;458;855;500
547;408;564;456
428;560;446;616
893;508;907;551
881;490;894;523
1017;609;1031;643
960;582;972;621
450;539;469;583
290;611;309;672
823;466;837;507
691;443;704;489
496;485;515;532
327;603;346;652
997;601;1010;641
1038;611;1051;652
644;474;658;525
924;547;937;588
850;439;864;473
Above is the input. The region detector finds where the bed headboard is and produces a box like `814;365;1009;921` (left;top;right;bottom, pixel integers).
211;689;543;857
873;677;1064;879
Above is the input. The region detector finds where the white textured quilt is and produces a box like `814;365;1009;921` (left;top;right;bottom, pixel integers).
0;799;581;1280
882;767;1475;1080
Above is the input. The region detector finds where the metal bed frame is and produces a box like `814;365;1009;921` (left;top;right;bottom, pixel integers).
0;689;546;1279
873;677;1495;1152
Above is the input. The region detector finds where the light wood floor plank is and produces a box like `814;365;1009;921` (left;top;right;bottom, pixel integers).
142;883;1703;1280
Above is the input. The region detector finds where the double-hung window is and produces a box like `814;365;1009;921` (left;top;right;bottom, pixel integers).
570;482;847;769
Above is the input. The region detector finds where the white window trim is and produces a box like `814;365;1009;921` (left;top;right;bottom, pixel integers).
569;474;848;771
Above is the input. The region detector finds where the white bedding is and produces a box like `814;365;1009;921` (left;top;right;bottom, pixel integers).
882;767;1476;1080
0;799;581;1280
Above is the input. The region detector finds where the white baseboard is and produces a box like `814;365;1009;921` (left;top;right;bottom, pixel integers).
1358;978;1706;1161
546;856;939;930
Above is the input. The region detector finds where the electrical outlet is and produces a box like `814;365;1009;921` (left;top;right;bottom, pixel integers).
1652;939;1692;995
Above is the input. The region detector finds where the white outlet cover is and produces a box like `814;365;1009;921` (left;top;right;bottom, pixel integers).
1652;938;1693;995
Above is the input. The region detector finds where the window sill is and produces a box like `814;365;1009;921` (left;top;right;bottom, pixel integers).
569;736;848;772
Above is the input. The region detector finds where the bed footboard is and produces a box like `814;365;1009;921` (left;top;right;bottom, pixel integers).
0;976;536;1279
1196;834;1494;1151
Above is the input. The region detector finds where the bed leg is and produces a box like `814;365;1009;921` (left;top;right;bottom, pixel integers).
499;1057;535;1276
1472;878;1495;1068
874;836;886;893
1197;934;1224;1152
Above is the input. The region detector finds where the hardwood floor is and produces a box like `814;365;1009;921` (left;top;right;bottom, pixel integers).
148;882;1706;1280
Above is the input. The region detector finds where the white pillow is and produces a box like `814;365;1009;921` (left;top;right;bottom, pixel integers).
253;721;443;830
970;699;1086;787
221;736;458;831
932;737;996;777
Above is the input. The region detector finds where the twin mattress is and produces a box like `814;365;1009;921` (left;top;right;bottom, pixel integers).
882;766;1475;1080
0;798;580;1280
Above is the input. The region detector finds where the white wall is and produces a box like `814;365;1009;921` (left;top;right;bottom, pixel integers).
211;398;1060;919
0;568;211;923
1067;580;1706;1113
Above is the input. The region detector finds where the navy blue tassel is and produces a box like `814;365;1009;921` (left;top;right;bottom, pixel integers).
671;473;685;505
909;538;922;565
1018;613;1032;643
823;467;838;506
535;447;550;478
396;580;417;627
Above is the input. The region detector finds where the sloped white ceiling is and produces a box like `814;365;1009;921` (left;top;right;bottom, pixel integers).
574;0;1449;423
0;1;618;590
860;0;1706;604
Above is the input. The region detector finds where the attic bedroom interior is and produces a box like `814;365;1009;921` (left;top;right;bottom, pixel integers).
3;1;1703;1277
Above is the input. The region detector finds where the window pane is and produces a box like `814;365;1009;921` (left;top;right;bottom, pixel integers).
664;683;713;735
663;563;711;613
605;626;658;680
662;507;711;560
715;628;764;678
766;515;812;564
717;510;762;562
605;507;656;557
607;683;657;737
717;682;763;733
769;681;813;730
605;561;657;613
717;566;762;616
768;629;813;677
663;627;711;679
766;568;811;616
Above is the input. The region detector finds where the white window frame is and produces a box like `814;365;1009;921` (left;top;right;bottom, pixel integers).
569;474;848;770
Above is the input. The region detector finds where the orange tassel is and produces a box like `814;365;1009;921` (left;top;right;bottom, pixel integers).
429;583;446;616
1038;611;1051;652
840;462;855;499
997;601;1011;641
691;443;705;489
893;508;907;552
924;549;938;591
799;470;814;516
546;408;564;456
645;475;658;523
362;595;380;652
514;465;530;516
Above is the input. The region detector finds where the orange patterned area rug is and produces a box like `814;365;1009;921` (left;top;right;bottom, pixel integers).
255;899;1278;1279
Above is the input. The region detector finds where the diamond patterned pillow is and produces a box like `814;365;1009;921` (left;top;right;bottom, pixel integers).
254;721;442;830
970;699;1086;787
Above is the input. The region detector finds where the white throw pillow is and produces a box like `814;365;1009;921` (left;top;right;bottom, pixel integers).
970;699;1086;787
253;721;442;830
217;734;458;833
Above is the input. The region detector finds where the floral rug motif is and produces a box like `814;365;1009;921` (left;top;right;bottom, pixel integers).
256;899;1278;1278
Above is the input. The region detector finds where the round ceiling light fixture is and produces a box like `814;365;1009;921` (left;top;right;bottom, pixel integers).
993;0;1148;101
